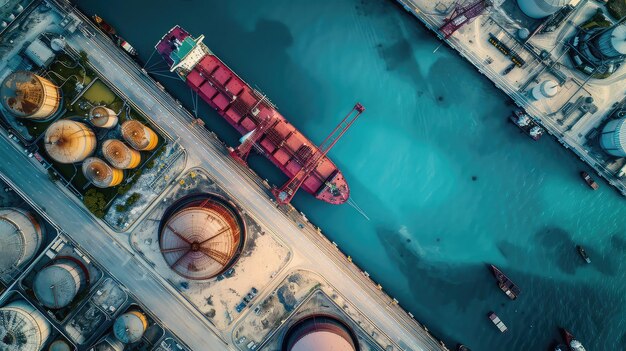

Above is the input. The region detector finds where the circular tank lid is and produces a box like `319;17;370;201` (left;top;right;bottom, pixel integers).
160;195;244;280
610;24;626;56
33;263;81;309
103;140;133;168
290;332;356;351
1;71;47;117
49;340;71;351
121;120;150;149
89;106;114;126
44;120;95;164
0;301;48;351
0;212;27;274
82;157;115;187
113;312;146;344
541;80;559;97
284;316;358;351
50;38;66;52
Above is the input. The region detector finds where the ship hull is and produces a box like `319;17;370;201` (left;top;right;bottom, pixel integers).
156;26;349;204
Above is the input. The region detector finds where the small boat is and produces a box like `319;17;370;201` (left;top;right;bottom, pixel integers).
580;171;599;190
91;15;138;57
457;344;472;351
488;311;507;333
554;343;568;351
510;110;544;140
489;264;521;300
560;328;586;351
92;15;116;36
117;37;138;56
576;245;591;264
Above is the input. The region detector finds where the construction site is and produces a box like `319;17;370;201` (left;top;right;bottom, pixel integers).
398;0;626;195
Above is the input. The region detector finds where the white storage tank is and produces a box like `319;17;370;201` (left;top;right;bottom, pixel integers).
600;118;626;157
530;80;559;100
0;208;43;280
0;300;51;351
517;0;573;19
596;24;626;59
33;259;87;309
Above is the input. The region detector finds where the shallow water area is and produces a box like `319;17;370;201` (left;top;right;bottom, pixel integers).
75;0;626;349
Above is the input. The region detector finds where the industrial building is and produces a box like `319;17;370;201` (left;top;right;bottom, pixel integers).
516;0;574;19
121;120;158;151
159;194;245;280
82;157;124;188
600;118;626;157
0;208;43;280
44;120;96;164
282;315;359;351
89;106;118;129
570;23;626;77
24;39;55;67
0;300;51;351
0;70;61;120
113;311;148;344
102;139;141;169
33;258;88;309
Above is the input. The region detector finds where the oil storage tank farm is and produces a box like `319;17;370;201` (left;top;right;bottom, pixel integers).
282;315;359;351
0;70;61;120
0;208;43;280
0;300;51;351
517;0;573;18
33;258;88;309
159;194;245;280
82;157;124;188
113;311;148;344
44;120;96;164
102;139;141;169
121;120;158;151
89;106;118;129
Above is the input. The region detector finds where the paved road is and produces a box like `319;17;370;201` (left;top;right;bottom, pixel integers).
1;3;447;351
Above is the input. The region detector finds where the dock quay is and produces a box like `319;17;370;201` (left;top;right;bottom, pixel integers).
397;0;626;196
0;0;450;350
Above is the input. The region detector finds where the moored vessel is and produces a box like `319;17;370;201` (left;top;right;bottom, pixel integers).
560;328;586;351
576;245;591;264
155;26;355;205
510;110;544;140
456;344;472;351
487;311;507;333
489;264;520;300
91;15;138;57
580;171;599;190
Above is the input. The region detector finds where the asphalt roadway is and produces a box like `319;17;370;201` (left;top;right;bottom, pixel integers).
0;4;448;351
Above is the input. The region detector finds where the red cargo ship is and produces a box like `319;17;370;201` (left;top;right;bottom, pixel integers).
156;26;352;205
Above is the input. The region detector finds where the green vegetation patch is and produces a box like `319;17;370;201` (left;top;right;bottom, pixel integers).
581;9;612;30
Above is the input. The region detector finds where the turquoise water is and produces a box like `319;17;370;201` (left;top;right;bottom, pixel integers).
76;0;626;349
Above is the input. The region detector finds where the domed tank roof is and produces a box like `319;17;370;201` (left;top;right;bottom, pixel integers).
82;157;123;188
33;259;86;309
159;194;245;280
121;120;155;150
0;208;42;278
50;38;66;52
113;311;147;344
89;106;118;128
102;139;140;169
517;0;573;18
49;340;71;351
1;71;51;117
283;315;358;351
0;300;51;351
600;118;626;157
44;120;96;164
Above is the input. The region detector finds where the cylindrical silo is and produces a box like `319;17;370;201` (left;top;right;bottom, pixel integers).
282;315;358;351
600;118;626;157
89;106;118;129
33;258;87;309
530;80;559;101
102;139;141;169
595;24;626;59
0;71;61;120
0;300;51;351
82;157;124;188
0;208;43;280
113;311;148;344
517;0;573;19
121;120;158;151
44;120;96;164
49;340;71;351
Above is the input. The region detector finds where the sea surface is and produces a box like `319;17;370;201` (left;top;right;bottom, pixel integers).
74;0;626;349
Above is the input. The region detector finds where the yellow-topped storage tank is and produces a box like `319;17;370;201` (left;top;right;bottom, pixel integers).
89;106;118;129
44;120;96;164
113;311;148;344
121;120;158;151
102;139;141;169
1;70;61;120
82;157;124;188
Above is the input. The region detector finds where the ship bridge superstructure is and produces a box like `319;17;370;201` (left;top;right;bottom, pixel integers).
168;33;210;77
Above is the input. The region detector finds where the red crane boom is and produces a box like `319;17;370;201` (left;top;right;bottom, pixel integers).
272;103;365;205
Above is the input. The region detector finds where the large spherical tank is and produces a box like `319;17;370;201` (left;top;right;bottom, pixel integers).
121;120;158;151
0;208;43;279
33;259;87;309
517;0;573;18
600;118;626;157
82;157;124;188
44;120;96;164
89;106;118;129
0;300;51;351
0;71;61;120
159;194;245;280
282;315;359;351
596;24;626;59
113;311;148;344
102;139;141;169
